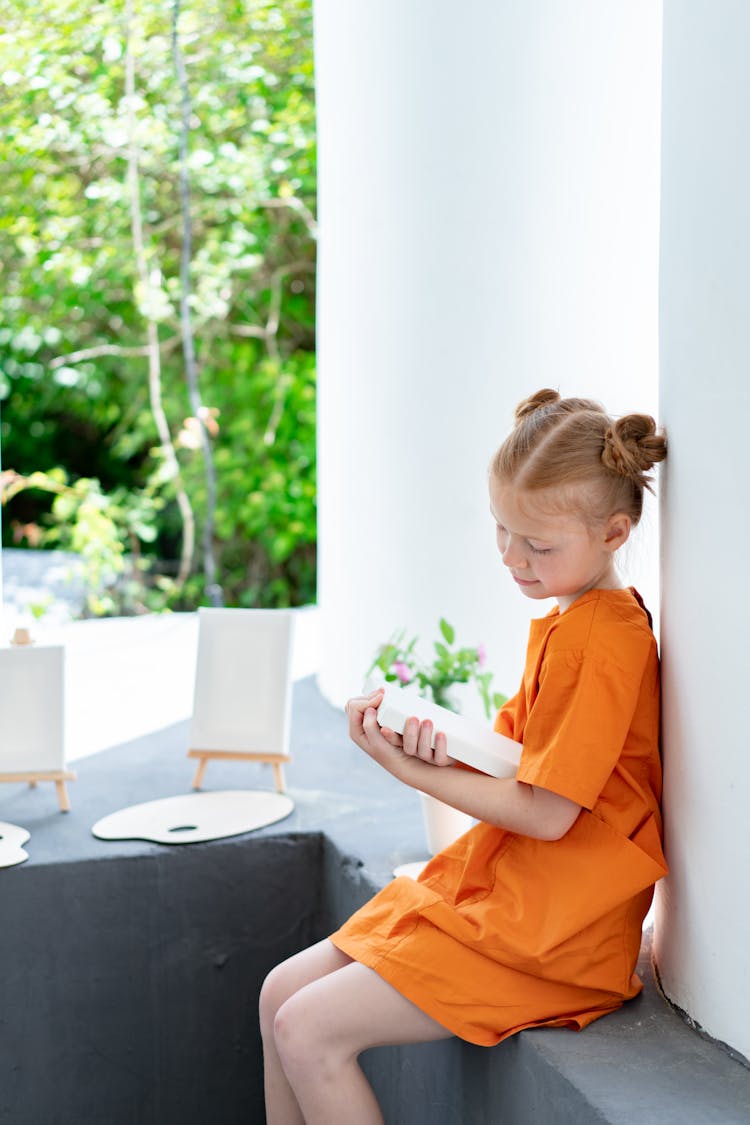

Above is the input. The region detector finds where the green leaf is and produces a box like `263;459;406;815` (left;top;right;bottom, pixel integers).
439;617;455;645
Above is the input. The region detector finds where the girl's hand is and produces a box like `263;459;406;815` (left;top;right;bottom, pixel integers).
345;688;387;751
394;714;454;768
344;689;453;777
345;689;401;764
346;691;580;840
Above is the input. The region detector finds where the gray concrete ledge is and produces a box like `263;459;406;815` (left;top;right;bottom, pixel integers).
0;677;748;1124
325;831;750;1125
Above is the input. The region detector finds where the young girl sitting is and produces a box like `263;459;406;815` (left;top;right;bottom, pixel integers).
260;388;668;1125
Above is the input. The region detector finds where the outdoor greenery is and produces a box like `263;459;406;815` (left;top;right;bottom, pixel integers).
0;0;317;614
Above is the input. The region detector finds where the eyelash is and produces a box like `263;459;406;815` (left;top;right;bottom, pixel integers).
497;526;552;556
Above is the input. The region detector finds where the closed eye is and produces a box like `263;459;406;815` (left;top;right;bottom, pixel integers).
528;542;552;555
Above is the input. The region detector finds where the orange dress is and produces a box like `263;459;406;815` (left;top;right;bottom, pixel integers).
330;588;668;1047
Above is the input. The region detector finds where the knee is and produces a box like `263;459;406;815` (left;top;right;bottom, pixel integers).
259;960;296;1043
272;991;326;1079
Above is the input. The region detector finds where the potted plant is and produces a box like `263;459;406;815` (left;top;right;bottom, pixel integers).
367;619;507;854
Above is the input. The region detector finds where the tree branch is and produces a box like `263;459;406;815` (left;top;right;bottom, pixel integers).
228;324;269;339
125;0;194;590
172;0;222;606
49;338;179;369
259;196;318;240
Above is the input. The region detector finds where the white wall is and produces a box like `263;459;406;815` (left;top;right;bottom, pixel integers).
314;1;662;708
655;1;750;1061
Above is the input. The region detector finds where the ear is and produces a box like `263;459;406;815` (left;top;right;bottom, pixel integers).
603;512;631;553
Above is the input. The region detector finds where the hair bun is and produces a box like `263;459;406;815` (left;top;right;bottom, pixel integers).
514;388;560;425
602;414;667;483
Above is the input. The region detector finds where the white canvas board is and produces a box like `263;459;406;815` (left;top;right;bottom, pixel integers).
376;683;522;778
0;645;65;772
189;608;294;756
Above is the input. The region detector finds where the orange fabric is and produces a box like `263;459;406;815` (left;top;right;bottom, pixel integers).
330;588;668;1047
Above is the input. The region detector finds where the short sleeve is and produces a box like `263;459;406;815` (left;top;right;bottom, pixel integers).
515;648;644;809
493;689;521;741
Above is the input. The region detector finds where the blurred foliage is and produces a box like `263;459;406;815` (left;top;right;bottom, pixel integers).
0;0;317;612
368;618;508;721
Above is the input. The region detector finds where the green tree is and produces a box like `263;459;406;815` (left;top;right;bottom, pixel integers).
0;0;317;611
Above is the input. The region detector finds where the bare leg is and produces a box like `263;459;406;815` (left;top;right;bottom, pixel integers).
264;941;452;1125
260;940;355;1125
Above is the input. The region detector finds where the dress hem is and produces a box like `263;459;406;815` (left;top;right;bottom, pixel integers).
329;931;625;1048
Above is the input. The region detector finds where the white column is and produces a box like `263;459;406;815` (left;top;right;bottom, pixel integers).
654;1;750;1061
314;1;662;708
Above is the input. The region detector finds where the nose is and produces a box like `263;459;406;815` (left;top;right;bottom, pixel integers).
501;535;527;569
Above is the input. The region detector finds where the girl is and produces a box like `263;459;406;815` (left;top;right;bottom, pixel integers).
259;388;668;1125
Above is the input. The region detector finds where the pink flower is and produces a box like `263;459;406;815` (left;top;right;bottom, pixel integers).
477;643;487;668
392;661;413;684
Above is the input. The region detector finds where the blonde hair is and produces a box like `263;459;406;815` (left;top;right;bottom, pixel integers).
491;388;667;526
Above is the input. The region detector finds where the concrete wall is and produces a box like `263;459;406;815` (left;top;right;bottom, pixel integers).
654;1;750;1062
314;0;663;710
0;836;324;1125
7;820;747;1125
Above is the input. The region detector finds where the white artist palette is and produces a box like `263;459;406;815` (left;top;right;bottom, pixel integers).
0;822;31;868
92;790;294;845
376;683;523;778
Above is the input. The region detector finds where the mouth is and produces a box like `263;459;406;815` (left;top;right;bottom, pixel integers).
512;575;538;587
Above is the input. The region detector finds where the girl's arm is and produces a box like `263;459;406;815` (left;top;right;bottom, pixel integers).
346;690;581;842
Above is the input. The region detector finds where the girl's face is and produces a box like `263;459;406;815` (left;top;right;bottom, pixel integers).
489;480;630;612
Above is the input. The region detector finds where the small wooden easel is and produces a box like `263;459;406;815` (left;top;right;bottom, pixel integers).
0;769;77;812
0;630;74;812
188;749;289;793
186;608;295;797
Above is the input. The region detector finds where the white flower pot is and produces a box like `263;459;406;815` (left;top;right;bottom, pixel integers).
418;792;473;855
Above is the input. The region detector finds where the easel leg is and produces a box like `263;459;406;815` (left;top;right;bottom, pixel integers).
192;757;209;790
55;780;71;813
0;771;75;810
272;762;286;793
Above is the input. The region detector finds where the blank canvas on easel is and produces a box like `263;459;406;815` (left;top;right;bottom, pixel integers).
188;608;294;791
0;643;74;811
0;645;65;772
